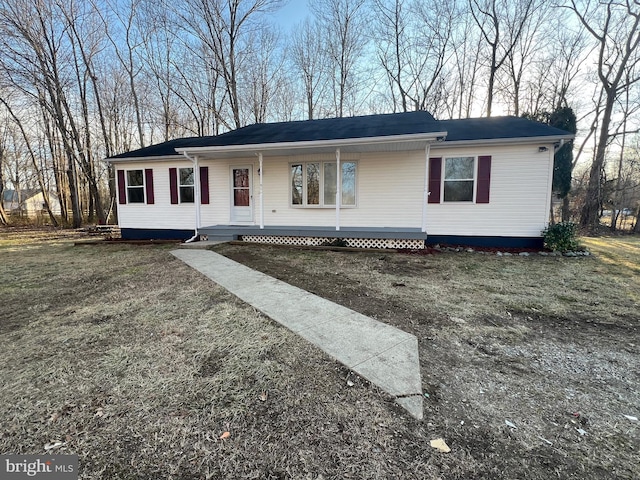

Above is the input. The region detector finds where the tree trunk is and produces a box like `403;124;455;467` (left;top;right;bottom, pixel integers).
562;196;571;223
580;96;614;229
66;157;82;228
0;163;7;225
0;202;8;225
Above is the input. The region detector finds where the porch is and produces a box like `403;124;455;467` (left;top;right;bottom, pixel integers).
199;225;428;249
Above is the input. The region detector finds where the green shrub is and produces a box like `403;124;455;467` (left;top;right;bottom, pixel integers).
542;222;581;252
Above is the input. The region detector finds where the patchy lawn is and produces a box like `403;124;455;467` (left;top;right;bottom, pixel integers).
214;237;640;480
1;228;638;479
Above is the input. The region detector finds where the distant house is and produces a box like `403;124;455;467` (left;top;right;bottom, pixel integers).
2;189;61;217
107;111;574;248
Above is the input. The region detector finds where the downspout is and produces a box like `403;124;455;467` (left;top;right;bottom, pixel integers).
335;148;341;231
181;151;201;242
422;143;431;233
258;152;264;229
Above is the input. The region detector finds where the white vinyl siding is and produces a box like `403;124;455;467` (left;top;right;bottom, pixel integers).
427;144;554;237
115;143;553;239
116;161;198;230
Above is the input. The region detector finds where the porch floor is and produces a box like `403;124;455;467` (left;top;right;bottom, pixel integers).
200;225;428;241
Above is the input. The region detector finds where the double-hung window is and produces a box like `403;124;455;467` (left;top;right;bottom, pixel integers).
443;157;475;202
179;168;195;203
291;161;357;207
126;170;145;203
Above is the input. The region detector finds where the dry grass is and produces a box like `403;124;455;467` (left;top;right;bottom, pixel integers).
1;228;638;479
215;237;640;480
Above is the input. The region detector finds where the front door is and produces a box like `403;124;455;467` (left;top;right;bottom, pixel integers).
230;166;252;223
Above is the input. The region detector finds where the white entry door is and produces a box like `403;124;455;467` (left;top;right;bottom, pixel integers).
230;166;253;223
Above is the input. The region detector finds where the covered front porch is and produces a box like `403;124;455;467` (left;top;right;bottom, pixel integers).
199;225;428;249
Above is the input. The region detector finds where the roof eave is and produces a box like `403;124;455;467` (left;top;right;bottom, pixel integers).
106;154;187;164
175;131;449;155
431;134;575;148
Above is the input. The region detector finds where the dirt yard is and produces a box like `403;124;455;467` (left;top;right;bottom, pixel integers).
1;227;638;479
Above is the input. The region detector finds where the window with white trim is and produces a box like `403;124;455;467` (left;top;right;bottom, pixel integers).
126;170;145;203
179;168;194;203
443;157;475;202
290;161;357;207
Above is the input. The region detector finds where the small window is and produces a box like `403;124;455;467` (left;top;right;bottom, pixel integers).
179;168;194;203
444;157;475;202
291;161;357;207
291;164;303;205
127;170;145;203
341;161;356;206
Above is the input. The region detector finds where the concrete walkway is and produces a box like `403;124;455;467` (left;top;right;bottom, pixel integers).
171;249;423;419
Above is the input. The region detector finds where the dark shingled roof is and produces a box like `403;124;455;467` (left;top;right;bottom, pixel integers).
440;116;573;142
109;111;572;160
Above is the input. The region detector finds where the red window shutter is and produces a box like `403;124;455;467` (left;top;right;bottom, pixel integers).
145;169;154;204
428;157;442;204
476;156;492;203
200;166;209;204
169;168;178;204
117;170;127;204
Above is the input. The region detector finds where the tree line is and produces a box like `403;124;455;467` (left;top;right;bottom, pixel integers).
0;0;638;231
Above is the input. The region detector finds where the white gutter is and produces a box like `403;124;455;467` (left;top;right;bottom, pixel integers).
181;151;201;240
176;132;448;156
106;155;185;164
422;143;431;233
430;135;574;149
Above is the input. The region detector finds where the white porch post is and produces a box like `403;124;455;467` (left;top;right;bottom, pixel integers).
422;144;431;233
335;148;341;231
182;152;201;236
258;152;264;229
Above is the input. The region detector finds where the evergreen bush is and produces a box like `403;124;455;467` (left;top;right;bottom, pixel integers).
542;222;581;252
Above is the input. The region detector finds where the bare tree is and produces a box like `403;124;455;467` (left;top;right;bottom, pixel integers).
371;0;455;115
312;0;368;117
468;0;539;116
290;18;329;119
0;95;59;225
98;0;147;148
0;118;9;225
447;8;484;118
181;0;284;129
0;0;83;226
567;0;640;228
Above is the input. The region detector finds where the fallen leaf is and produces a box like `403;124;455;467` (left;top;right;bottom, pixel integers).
259;391;268;402
430;438;451;453
44;442;64;451
538;436;553;446
219;431;230;440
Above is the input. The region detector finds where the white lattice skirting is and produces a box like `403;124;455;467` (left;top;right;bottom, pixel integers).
240;235;425;250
